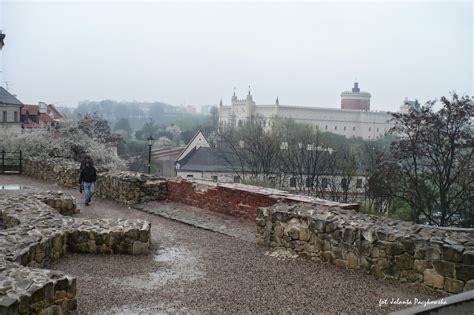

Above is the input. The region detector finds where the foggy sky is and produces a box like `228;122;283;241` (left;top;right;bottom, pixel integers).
1;0;472;111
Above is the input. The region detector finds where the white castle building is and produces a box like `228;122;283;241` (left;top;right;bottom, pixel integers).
218;82;395;140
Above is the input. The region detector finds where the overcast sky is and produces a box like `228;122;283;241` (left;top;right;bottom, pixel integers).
0;0;472;111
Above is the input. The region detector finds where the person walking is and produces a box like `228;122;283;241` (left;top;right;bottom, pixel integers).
79;160;97;206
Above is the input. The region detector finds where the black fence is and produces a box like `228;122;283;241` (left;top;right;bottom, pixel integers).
0;150;22;174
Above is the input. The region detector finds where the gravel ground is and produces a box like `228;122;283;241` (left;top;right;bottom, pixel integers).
0;175;447;314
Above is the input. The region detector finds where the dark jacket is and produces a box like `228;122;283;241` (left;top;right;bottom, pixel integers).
79;165;97;183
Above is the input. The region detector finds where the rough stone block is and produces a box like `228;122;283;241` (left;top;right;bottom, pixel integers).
414;259;433;274
432;260;455;278
464;279;474;292
444;277;464;294
463;250;474;265
442;245;464;263
299;228;311;242
424;269;445;289
395;254;414;270
455;264;474;282
384;242;404;256
132;241;149;255
347;252;359;269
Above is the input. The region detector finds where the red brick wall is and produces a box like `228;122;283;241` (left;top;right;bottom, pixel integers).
167;179;358;221
167;179;276;220
341;99;370;110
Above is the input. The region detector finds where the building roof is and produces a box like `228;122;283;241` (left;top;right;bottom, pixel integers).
0;87;23;106
176;129;210;162
40;113;54;123
177;147;237;172
46;104;63;119
21;105;39;115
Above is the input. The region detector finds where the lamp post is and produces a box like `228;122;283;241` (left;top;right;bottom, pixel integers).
147;135;154;174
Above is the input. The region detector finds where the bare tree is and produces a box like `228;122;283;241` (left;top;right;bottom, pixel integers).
390;93;473;227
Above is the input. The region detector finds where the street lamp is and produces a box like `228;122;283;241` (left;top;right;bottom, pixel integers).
147;135;154;174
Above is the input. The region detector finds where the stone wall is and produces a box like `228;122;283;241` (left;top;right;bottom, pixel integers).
24;158;167;205
0;192;151;314
167;178;358;220
23;158;80;188
256;203;474;294
95;171;167;205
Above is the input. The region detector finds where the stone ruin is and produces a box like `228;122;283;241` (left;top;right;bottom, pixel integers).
23;158;168;205
20;158;474;296
257;203;474;294
0;191;151;314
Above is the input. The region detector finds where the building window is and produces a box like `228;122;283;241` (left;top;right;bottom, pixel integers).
344;126;346;131
325;125;328;130
321;178;328;188
353;126;356;131
376;127;379;132
305;178;313;188
233;176;240;183
186;175;194;179
341;178;348;190
238;120;243;127
2;111;6;122
356;179;363;188
334;126;337;131
211;175;218;182
289;177;296;188
14;112;18;122
369;127;372;132
315;125;319;130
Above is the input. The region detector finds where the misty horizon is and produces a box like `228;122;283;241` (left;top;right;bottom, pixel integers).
0;1;472;111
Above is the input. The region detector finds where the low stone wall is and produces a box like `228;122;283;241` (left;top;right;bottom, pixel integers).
0;261;77;315
256;203;474;294
167;178;358;220
24;158;167;205
95;171;167;205
23;158;80;188
0;192;151;314
35;191;80;216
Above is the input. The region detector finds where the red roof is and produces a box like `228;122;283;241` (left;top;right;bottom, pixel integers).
21;105;39;115
40;113;54;123
46;104;63;119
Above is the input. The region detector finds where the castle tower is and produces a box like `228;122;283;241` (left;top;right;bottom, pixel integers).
245;88;256;117
340;81;371;111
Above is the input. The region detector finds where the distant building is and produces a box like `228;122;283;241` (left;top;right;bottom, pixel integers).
176;130;367;197
0;86;23;129
21;103;63;129
399;98;421;114
218;82;395;140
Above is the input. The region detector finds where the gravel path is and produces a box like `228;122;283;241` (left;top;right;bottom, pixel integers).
0;175;446;314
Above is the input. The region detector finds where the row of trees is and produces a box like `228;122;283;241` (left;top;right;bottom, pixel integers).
217;117;377;203
215;94;473;227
